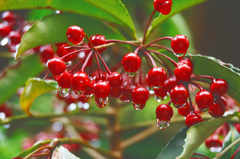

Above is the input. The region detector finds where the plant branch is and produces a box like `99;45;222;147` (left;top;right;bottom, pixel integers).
142;9;156;44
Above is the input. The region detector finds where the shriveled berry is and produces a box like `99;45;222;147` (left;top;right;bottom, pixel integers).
93;81;111;98
107;72;123;88
156;104;173;121
39;45;55;63
57;44;77;62
210;79;229;96
208;102;225;118
153;0;172;15
178;102;191;116
122;53;141;73
164;76;178;92
9;31;21;44
132;87;149;104
2;11;16;22
47;57;66;76
195;90;214;111
174;64;192;81
88;34;106;53
185;112;203;128
71;71;89;93
56;71;71;88
171;35;189;54
66;26;84;45
170;85;189;108
147;67;167;88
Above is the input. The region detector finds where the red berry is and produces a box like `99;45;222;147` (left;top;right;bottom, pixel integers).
56;71;71;88
205;135;222;149
120;82;136;102
195;90;214;111
66;26;84;45
88;34;106;53
80;132;99;141
147;67;167;88
110;88;122;98
2;11;16;22
164;76;178;92
178;102;191;116
9;31;21;44
57;44;77;62
174;64;192;81
39;45;55;63
71;71;89;94
154;86;167;98
107;72;123;88
185;112;203;128
179;58;194;70
93;81;111;98
171;35;189;54
122;53;141;74
84;79;94;97
131;87;149;104
170;85;189;108
217;96;227;107
0;23;12;37
0;104;12;118
210;79;229;96
153;0;172;15
156;104;173;121
47;57;66;76
208;102;225;118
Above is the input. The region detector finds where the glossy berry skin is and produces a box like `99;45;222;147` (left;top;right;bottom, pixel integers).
164;76;178;92
156;104;173;121
122;53;141;73
57;44;77;62
131;87;149;104
147;67;167;88
153;0;172;15
107;72;123;88
9;31;21;44
88;34;106;53
195;90;214;111
208;102;225;118
66;25;84;45
185;112;203;128
174;64;192;82
210;79;229;96
0;23;12;37
2;11;16;22
178;102;191;116
170;85;189;107
205;135;222;149
56;71;71;88
39;45;55;63
47;57;66;76
171;35;189;53
84;79;94;97
93;81;111;98
154;86;167;98
71;71;89;93
179;58;194;70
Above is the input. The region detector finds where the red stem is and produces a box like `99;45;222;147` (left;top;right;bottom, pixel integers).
193;75;215;81
111;61;122;72
134;47;141;54
139;64;142;86
81;51;93;72
146;37;173;47
190;81;204;91
147;50;178;67
95;51;111;74
148;44;174;53
167;99;172;105
187;83;195;112
61;48;90;61
94;53;101;80
144;51;157;67
142;9;156;44
106;40;140;47
71;53;88;73
155;54;173;77
230;145;240;159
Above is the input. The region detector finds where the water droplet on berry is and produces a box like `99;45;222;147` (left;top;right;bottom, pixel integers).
125;71;137;77
147;86;155;94
133;103;145;110
75;90;84;95
152;85;162;89
156;119;170;129
57;87;70;97
65;61;72;66
95;97;108;108
210;147;222;153
1;37;9;46
174;52;186;58
199;108;209;112
155;96;167;103
173;103;186;108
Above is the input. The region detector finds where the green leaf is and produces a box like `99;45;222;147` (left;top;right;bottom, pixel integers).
0;0;136;39
16;13;127;58
221;124;240;159
156;127;188;159
177;111;240;159
146;0;208;39
0;55;44;105
20;78;58;115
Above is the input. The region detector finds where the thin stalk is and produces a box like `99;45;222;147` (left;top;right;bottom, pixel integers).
70;53;88;72
230;147;240;159
106;40;140;47
193;152;211;159
148;44;174;53
188;83;195;112
190;81;204;91
139;64;142;86
192;75;215;81
111;61;122;72
144;51;157;67
81;51;93;72
94;52;102;80
96;51;111;74
154;53;173;76
142;9;156;44
134;47;141;54
146;37;173;47
61;48;90;61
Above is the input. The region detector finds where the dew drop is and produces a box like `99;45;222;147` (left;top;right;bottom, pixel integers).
155;96;167;103
133;103;145;111
174;52;186;58
125;71;137;77
147;86;155;94
199;107;209;112
0;37;9;46
75;90;84;95
173;103;186;108
95;97;108;108
156;119;170;129
57;87;70;97
65;61;72;66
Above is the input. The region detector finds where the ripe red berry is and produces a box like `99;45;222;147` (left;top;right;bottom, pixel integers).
185;112;203;128
2;11;16;22
178;102;191;116
47;57;66;76
210;79;229;96
0;23;12;37
93;81;111;98
205;134;222;149
208;102;225;118
174;64;192;81
39;45;55;63
216;96;227;107
147;67;167;88
66;26;84;45
57;44;77;62
153;0;172;15
156;104;173;121
71;71;89;94
9;31;21;44
195;90;214;111
56;71;71;88
154;86;167;98
84;79;94;97
107;72;123;88
122;53;141;75
178;58;194;71
170;85;189;108
171;35;189;54
131;87;149;104
164;76;178;92
120;82;136;102
88;34;106;53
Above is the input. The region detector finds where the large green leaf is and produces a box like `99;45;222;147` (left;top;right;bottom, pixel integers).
177;111;240;159
20;78;58;115
16;13;127;58
156;127;188;159
146;0;208;39
0;0;136;38
0;55;44;105
221;124;240;159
